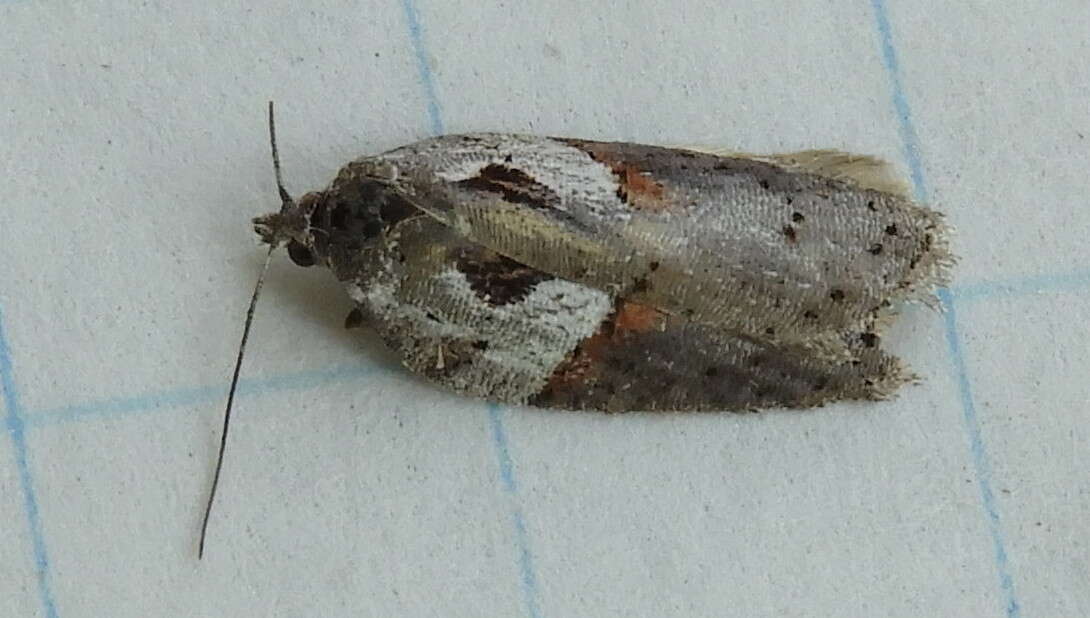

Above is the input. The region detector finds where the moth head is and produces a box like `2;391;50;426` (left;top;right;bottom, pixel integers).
254;179;420;271
252;189;326;268
252;104;419;271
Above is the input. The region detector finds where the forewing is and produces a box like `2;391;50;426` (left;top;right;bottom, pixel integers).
348;215;909;412
352;134;952;359
531;299;910;412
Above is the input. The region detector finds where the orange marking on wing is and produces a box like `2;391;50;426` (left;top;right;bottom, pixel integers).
539;300;666;393
613;300;665;333
574;142;673;212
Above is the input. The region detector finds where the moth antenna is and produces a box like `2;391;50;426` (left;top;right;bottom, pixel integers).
268;101;294;208
198;245;274;559
199;102;289;559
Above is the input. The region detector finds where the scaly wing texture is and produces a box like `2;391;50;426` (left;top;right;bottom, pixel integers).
531;300;909;412
344;216;909;412
337;134;953;362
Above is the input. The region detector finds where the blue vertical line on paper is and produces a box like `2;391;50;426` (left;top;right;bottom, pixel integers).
870;0;927;201
869;2;1021;616
398;4;543;616
938;289;1021;617
400;0;444;135
489;404;543;618
1;306;61;618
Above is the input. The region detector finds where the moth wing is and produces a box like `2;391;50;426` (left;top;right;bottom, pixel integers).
346;214;615;406
350;215;910;412
672;146;912;197
356;134;952;361
531;301;912;412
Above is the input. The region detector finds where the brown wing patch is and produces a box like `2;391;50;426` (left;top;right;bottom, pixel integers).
452;244;554;306
613;300;666;332
531;298;908;412
614;164;669;211
455;164;559;210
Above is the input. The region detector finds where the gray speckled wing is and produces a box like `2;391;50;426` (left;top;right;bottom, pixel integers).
340;215;908;412
340;134;953;361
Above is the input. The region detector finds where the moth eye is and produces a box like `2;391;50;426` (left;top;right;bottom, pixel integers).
287;240;316;267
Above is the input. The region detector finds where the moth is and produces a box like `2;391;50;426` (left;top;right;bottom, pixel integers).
254;122;952;413
197;104;953;555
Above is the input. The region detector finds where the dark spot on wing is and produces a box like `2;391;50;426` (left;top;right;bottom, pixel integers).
782;224;797;243
456;164;558;210
453;245;554;306
477;164;535;185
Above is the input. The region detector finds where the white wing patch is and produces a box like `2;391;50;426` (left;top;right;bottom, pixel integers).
347;252;613;402
381;133;631;222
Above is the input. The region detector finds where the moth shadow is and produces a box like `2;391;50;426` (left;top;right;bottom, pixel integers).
263;259;401;370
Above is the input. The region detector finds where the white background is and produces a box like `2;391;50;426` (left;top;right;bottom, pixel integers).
2;2;1087;616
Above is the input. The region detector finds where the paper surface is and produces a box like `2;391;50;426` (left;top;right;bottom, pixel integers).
2;2;1087;616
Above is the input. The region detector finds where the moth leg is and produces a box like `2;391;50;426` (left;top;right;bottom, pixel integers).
343;306;368;329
